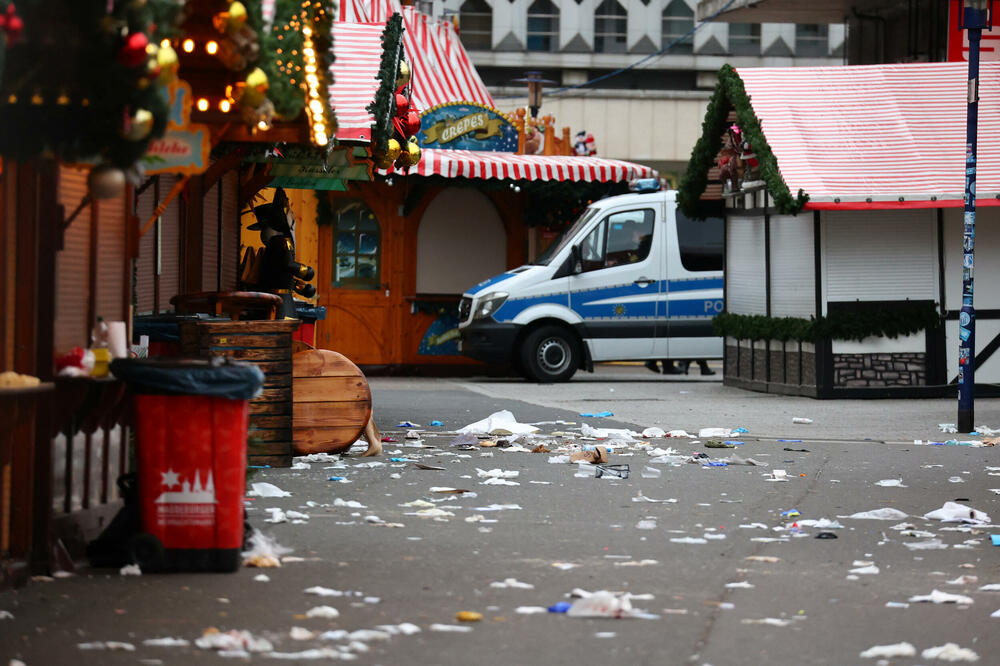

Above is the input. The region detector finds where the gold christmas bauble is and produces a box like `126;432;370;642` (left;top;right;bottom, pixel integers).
374;155;395;170
88;164;126;200
386;138;402;162
406;136;421;164
395;60;410;89
227;2;248;31
157;44;179;84
121;108;154;141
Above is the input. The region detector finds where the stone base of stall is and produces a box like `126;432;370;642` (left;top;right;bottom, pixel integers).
723;337;949;398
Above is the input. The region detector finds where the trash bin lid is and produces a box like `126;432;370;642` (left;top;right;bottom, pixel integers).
110;357;265;400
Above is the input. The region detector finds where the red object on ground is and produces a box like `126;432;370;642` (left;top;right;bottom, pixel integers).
133;393;248;571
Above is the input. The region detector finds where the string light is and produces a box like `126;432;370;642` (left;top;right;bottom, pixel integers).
206;40;219;55
196;98;209;112
182;38;195;53
219;99;231;113
160;38;170;48
299;10;329;146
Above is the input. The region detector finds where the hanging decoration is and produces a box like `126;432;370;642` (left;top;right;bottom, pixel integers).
368;13;421;171
212;1;259;71
0;0;182;198
678;64;808;219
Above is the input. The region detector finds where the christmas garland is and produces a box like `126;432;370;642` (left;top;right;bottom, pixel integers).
0;0;181;169
678;64;808;220
713;304;942;343
367;13;404;155
244;0;334;125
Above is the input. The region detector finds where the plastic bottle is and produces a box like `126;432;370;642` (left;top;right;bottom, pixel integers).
90;317;111;377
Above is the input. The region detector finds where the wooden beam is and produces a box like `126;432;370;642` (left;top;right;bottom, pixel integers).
201;146;244;192
220;124;309;145
239;163;274;209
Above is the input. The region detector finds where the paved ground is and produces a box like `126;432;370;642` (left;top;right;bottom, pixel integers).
3;364;1000;665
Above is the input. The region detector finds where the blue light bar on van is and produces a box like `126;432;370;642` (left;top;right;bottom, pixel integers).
629;178;661;193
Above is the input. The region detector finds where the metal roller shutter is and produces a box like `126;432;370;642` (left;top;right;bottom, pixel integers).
158;174;182;310
725;216;767;316
55;166;91;352
822;210;937;307
220;170;240;291
95;191;127;323
202;179;220;291
134;181;156;314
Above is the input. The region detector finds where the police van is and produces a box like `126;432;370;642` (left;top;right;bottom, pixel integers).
457;182;724;382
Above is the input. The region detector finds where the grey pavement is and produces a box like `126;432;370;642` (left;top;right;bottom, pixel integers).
3;364;1000;665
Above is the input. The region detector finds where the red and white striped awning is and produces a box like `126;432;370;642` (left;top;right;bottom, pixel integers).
329;22;385;141
737;62;1000;209
414;149;658;182
332;0;493;141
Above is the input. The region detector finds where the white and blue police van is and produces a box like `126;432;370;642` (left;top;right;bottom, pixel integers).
457;181;724;382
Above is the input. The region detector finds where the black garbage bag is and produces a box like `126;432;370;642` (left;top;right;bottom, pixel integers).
110;357;264;400
85;474;140;568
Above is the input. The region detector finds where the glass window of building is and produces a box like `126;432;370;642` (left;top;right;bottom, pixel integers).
458;0;492;51
728;22;760;56
795;23;828;57
334;203;381;289
594;0;627;54
527;0;559;52
661;0;693;54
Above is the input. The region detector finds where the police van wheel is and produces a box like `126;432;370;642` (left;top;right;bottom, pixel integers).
521;325;579;383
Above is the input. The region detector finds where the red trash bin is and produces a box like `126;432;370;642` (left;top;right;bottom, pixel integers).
112;357;264;572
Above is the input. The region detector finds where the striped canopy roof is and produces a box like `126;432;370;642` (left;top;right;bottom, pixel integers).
736;62;1000;210
331;0;493;141
415;149;657;182
330;0;657;184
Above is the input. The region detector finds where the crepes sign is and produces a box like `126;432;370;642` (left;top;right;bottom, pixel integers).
419;103;518;152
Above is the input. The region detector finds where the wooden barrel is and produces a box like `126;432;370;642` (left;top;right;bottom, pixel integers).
292;349;372;455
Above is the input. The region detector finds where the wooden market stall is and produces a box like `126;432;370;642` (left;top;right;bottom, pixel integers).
0;0;338;585
293;0;657;370
678;61;1000;398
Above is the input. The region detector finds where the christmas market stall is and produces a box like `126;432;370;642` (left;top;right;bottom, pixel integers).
679;62;1000;398
275;0;658;370
0;0;337;584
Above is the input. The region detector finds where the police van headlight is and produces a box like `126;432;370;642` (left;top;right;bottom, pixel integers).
474;292;508;320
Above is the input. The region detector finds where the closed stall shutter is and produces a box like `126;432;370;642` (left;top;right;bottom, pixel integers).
823;210;937;306
769;215;815;317
220;170;240;291
134;181;156;314
159;175;182;309
55;166;91;352
95;192;127;323
202;180;220;291
726;216;766;315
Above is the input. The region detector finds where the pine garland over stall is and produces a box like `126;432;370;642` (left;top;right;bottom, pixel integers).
366;13;404;155
713;303;942;343
678;64;809;220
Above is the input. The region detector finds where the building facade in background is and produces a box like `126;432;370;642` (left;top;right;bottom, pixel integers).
426;0;845;178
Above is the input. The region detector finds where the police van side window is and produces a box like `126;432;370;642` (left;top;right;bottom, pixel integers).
605;209;654;267
675;210;723;272
578;209;655;273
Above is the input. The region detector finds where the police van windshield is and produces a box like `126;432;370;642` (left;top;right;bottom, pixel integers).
533;207;599;265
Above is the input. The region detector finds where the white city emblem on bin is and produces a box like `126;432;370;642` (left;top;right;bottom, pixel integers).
155;469;218;526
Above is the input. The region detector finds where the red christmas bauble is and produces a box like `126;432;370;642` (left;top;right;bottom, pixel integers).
394;93;408;117
118;32;149;68
405;109;421;136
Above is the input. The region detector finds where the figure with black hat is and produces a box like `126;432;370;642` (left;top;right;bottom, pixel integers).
243;188;316;318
